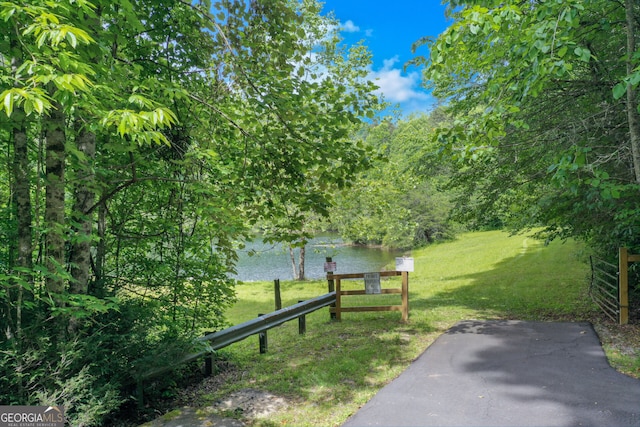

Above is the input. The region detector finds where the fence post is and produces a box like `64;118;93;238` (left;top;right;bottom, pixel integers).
274;279;282;311
619;248;630;325
326;257;336;320
335;278;342;321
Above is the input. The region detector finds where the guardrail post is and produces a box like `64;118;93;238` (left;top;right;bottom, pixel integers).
258;314;268;353
259;331;268;353
204;331;214;376
274;279;282;311
298;300;306;334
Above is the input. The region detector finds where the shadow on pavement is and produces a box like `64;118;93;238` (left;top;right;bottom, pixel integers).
342;320;640;427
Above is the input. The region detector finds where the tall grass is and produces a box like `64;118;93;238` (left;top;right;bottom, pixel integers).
196;230;600;426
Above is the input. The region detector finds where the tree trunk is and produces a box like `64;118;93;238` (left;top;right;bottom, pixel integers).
93;202;107;296
69;9;102;298
298;245;306;281
69;125;96;295
289;246;298;280
10;112;33;338
44;104;67;299
6;34;32;339
288;244;306;280
625;0;640;183
12;119;32;274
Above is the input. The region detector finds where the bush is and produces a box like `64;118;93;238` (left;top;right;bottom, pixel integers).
0;334;121;427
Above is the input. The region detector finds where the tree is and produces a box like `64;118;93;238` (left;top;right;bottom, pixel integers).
332;113;455;249
417;0;640;254
0;0;382;422
227;0;382;279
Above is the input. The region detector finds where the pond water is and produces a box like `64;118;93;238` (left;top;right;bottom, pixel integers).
232;234;405;282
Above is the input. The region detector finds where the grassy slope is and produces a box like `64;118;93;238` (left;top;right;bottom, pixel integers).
197;230;634;426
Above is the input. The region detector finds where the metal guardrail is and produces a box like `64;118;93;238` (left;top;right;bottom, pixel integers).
139;291;336;381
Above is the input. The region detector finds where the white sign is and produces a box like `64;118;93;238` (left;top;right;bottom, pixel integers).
395;257;414;272
364;272;381;294
324;261;337;272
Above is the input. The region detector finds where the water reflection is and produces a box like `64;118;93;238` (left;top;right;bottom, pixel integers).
233;234;405;282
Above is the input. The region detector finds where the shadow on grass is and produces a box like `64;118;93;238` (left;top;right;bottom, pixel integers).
235;314;437;410
409;239;596;322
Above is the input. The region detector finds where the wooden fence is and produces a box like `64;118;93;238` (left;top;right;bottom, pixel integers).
327;271;409;322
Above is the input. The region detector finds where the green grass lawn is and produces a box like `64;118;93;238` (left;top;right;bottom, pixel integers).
188;230;632;426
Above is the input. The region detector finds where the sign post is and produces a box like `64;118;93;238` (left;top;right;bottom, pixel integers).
395;257;413;321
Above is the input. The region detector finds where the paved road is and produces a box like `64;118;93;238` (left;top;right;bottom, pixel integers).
342;320;640;427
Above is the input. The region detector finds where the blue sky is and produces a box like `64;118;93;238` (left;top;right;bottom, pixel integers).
319;1;451;116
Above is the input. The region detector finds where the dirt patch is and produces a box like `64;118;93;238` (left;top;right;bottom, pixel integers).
119;359;291;427
595;321;640;353
140;389;291;427
139;407;245;427
169;360;245;408
211;388;290;419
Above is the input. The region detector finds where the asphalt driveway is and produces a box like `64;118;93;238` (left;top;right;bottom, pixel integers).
342;320;640;427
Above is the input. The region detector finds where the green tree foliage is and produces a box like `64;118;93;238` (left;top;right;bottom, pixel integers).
417;0;640;255
332;113;455;249
0;0;380;423
231;2;381;279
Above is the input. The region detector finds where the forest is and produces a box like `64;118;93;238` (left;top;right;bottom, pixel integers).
2;0;640;425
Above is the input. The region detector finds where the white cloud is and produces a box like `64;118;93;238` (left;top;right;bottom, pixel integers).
368;56;430;104
335;19;373;38
341;20;360;33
